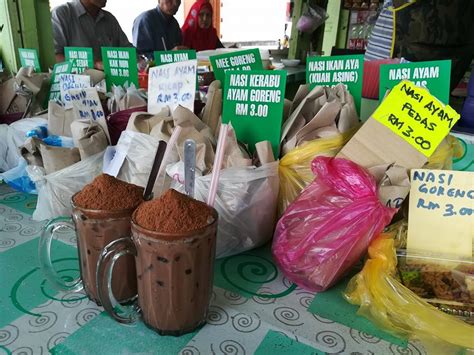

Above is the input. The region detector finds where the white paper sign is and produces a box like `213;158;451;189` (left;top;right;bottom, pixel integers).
59;74;91;108
68;87;105;121
103;146;127;177
68;87;110;143
147;59;197;114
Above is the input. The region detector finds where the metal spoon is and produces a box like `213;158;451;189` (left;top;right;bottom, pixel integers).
184;139;196;198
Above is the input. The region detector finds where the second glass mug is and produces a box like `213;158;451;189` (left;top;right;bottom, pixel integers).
96;207;218;336
38;193;138;304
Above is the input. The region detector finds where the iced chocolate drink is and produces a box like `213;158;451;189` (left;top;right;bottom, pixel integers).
97;189;218;335
132;189;218;335
71;174;143;303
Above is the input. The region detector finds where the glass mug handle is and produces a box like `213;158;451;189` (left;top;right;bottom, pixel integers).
38;216;84;292
96;237;140;324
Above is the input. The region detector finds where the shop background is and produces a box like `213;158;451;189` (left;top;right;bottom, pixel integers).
48;0;289;47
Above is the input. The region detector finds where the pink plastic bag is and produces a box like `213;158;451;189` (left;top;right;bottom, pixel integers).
272;157;397;292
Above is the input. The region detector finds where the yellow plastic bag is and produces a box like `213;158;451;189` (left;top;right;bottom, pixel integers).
425;134;464;170
344;230;474;354
278;129;357;216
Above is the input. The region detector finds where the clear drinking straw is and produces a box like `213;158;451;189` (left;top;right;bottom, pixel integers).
207;124;228;207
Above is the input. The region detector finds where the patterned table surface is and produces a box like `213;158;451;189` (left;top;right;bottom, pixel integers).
0;182;426;355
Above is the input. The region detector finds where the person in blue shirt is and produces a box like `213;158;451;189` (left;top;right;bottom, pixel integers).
132;0;183;60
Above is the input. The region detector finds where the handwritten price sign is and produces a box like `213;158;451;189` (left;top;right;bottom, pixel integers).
372;80;460;157
147;59;197;114
407;169;474;257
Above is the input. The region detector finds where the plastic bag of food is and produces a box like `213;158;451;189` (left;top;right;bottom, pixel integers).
278;129;356;215
344;231;474;353
28;152;104;221
172;162;279;258
272;157;397;291
425;134;463;170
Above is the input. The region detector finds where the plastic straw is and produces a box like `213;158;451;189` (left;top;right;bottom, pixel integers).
207;124;228;207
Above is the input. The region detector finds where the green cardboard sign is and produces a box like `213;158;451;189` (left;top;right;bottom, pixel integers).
18;48;41;72
48;61;73;102
153;50;197;66
223;70;287;158
210;48;263;86
379;60;451;105
101;47;138;90
65;47;94;73
306;54;364;114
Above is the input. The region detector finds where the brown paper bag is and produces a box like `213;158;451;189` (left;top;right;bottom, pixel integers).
15;67;50;115
126;108;175;140
48;101;76;137
82;69;105;86
255;141;275;165
200;80;222;137
333;85;359;133
368;164;411;208
0;79;18;114
177;125;215;174
221;124;252;169
337;118;427;170
281;86;326;144
288;84;311;115
282;99;292;124
173;105;215;145
108;85;147;113
71;120;109;159
38;143;81;175
281;84;360;155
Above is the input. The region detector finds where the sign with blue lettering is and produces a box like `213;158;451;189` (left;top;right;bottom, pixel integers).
58;74;91;108
68;87;105;121
147;59;197;114
407;169;473;257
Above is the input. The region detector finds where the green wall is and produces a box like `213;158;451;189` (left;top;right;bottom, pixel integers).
0;0;55;73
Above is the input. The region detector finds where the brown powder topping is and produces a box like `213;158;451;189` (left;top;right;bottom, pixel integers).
74;174;144;210
134;189;214;235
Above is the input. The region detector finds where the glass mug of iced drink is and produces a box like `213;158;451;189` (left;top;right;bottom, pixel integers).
97;189;218;336
38;174;143;304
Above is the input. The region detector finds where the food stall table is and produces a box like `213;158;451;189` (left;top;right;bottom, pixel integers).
0;182;426;354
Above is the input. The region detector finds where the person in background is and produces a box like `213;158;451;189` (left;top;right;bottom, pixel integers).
393;0;474;92
133;0;183;59
365;0;474;92
181;0;224;52
51;0;130;67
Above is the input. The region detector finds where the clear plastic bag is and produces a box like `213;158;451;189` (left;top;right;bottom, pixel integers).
5;117;48;172
344;232;474;353
0;124;9;172
272;157;397;291
296;3;327;33
172;162;279;258
0;157;37;194
28;152;104;221
278;130;356;216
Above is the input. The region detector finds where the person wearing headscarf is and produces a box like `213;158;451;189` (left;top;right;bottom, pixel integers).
181;0;224;52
